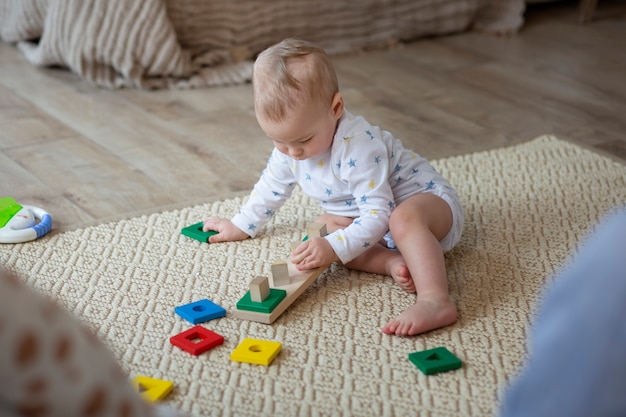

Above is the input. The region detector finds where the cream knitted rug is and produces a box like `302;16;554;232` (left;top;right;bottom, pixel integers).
2;135;625;417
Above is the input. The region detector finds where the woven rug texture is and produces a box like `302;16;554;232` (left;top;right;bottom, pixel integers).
2;135;625;417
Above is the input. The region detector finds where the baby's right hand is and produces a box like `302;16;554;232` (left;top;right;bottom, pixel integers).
202;218;249;243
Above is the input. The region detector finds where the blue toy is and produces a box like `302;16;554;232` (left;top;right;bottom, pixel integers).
0;197;52;244
175;299;226;324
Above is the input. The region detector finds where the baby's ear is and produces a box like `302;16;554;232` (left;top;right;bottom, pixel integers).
331;92;344;119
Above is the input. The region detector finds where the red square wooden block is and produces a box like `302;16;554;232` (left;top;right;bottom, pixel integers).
170;325;224;355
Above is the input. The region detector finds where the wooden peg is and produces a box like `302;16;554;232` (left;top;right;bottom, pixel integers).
249;276;270;302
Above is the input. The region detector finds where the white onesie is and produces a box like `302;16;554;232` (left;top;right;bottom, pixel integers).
232;110;463;263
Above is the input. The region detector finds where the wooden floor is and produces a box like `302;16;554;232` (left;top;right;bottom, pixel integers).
2;0;625;232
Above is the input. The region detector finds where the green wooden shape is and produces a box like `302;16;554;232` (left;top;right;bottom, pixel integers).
236;288;287;313
408;347;462;375
0;197;23;228
181;222;218;243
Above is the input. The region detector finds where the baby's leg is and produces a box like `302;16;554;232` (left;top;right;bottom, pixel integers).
344;244;415;293
381;193;457;336
314;214;416;293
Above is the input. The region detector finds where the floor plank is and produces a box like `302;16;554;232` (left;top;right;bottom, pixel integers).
1;0;624;232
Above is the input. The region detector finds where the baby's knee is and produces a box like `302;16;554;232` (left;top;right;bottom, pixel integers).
389;205;421;229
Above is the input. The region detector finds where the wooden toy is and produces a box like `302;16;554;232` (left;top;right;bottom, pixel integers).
408;347;462;375
132;375;174;402
236;286;286;313
230;338;282;366
271;260;290;286
249;276;270;302
301;222;327;242
232;222;330;324
170;325;224;355
181;222;218;243
175;299;226;324
307;222;327;239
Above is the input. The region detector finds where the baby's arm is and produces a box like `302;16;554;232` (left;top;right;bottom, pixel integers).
204;149;296;243
202;217;249;243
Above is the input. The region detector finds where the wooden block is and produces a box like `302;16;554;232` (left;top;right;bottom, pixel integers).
249;276;270;302
236;288;287;313
132;376;174;402
271;260;290;286
174;299;226;324
408;347;462;375
230;338;282;366
169;326;224;355
181;222;218;243
306;222;328;238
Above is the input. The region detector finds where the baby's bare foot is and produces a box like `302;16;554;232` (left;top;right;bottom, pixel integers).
387;256;416;293
382;297;457;336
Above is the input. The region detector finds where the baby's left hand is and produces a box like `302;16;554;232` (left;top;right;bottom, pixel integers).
292;237;338;271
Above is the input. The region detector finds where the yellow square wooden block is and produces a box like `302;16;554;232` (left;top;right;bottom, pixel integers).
230;338;282;366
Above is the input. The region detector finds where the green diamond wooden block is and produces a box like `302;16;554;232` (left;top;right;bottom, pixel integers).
181;222;218;243
408;347;462;375
236;288;287;313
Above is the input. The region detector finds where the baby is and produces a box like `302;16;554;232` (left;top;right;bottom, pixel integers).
204;39;464;336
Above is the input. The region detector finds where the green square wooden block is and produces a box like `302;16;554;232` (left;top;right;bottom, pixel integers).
236;288;287;313
181;222;218;243
408;347;462;375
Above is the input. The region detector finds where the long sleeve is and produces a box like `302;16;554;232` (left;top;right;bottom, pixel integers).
231;149;297;237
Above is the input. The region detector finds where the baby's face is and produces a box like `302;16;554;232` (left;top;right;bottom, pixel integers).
258;99;340;161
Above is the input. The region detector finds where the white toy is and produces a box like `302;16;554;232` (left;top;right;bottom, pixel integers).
0;197;52;243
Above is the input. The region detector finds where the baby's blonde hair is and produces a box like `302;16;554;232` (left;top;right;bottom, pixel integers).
253;39;339;122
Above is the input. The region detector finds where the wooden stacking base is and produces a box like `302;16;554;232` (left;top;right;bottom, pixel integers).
232;260;327;324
